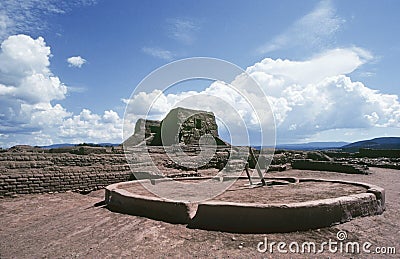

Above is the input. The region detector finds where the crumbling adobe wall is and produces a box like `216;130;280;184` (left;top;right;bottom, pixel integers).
0;152;132;198
291;159;369;174
0;145;233;198
123;107;226;147
167;108;219;145
357;148;400;158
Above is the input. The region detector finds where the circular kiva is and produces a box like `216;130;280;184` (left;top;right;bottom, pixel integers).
105;177;385;233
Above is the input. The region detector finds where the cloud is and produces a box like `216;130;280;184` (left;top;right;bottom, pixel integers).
238;48;399;141
142;18;199;61
258;0;345;54
67;86;87;93
67;56;87;68
0;34;70;141
0;34;67;104
166;18;199;45
0;34;122;147
0;0;97;40
60;109;122;143
124;47;400;144
142;47;174;60
248;47;373;86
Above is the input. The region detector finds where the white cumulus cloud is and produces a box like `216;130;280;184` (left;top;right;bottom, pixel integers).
0;34;122;147
236;48;399;141
60;109;122;143
67;56;87;68
0;35;68;130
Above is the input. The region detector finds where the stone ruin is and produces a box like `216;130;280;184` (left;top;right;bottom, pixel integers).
123;107;229;147
106;108;387;233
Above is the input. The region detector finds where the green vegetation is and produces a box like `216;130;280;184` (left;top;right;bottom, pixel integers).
76;143;102;147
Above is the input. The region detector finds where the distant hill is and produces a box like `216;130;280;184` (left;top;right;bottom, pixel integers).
254;142;349;151
40;143;120;149
341;137;400;152
39;144;75;149
276;142;349;150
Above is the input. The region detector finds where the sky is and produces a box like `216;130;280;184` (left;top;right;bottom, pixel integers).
0;0;400;147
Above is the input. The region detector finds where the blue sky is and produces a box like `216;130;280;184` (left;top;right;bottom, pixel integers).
0;0;399;147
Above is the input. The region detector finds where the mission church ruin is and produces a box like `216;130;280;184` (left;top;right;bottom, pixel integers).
123;107;228;147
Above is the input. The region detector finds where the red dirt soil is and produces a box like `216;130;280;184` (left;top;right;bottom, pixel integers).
121;178;368;204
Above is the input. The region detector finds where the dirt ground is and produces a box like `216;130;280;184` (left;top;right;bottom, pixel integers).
0;167;399;258
123;178;368;204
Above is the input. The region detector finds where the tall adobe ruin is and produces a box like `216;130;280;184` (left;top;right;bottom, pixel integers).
123;107;228;147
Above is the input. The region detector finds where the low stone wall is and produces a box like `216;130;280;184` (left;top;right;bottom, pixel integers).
106;180;193;224
0;146;232;198
358;148;400;158
189;191;382;233
0;170;132;198
291;159;369;174
0;152;132;198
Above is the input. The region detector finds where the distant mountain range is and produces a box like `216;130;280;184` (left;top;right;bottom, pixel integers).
254;142;348;151
255;137;400;151
341;137;400;152
275;142;349;151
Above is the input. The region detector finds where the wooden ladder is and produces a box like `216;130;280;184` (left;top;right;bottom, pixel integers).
244;147;266;186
